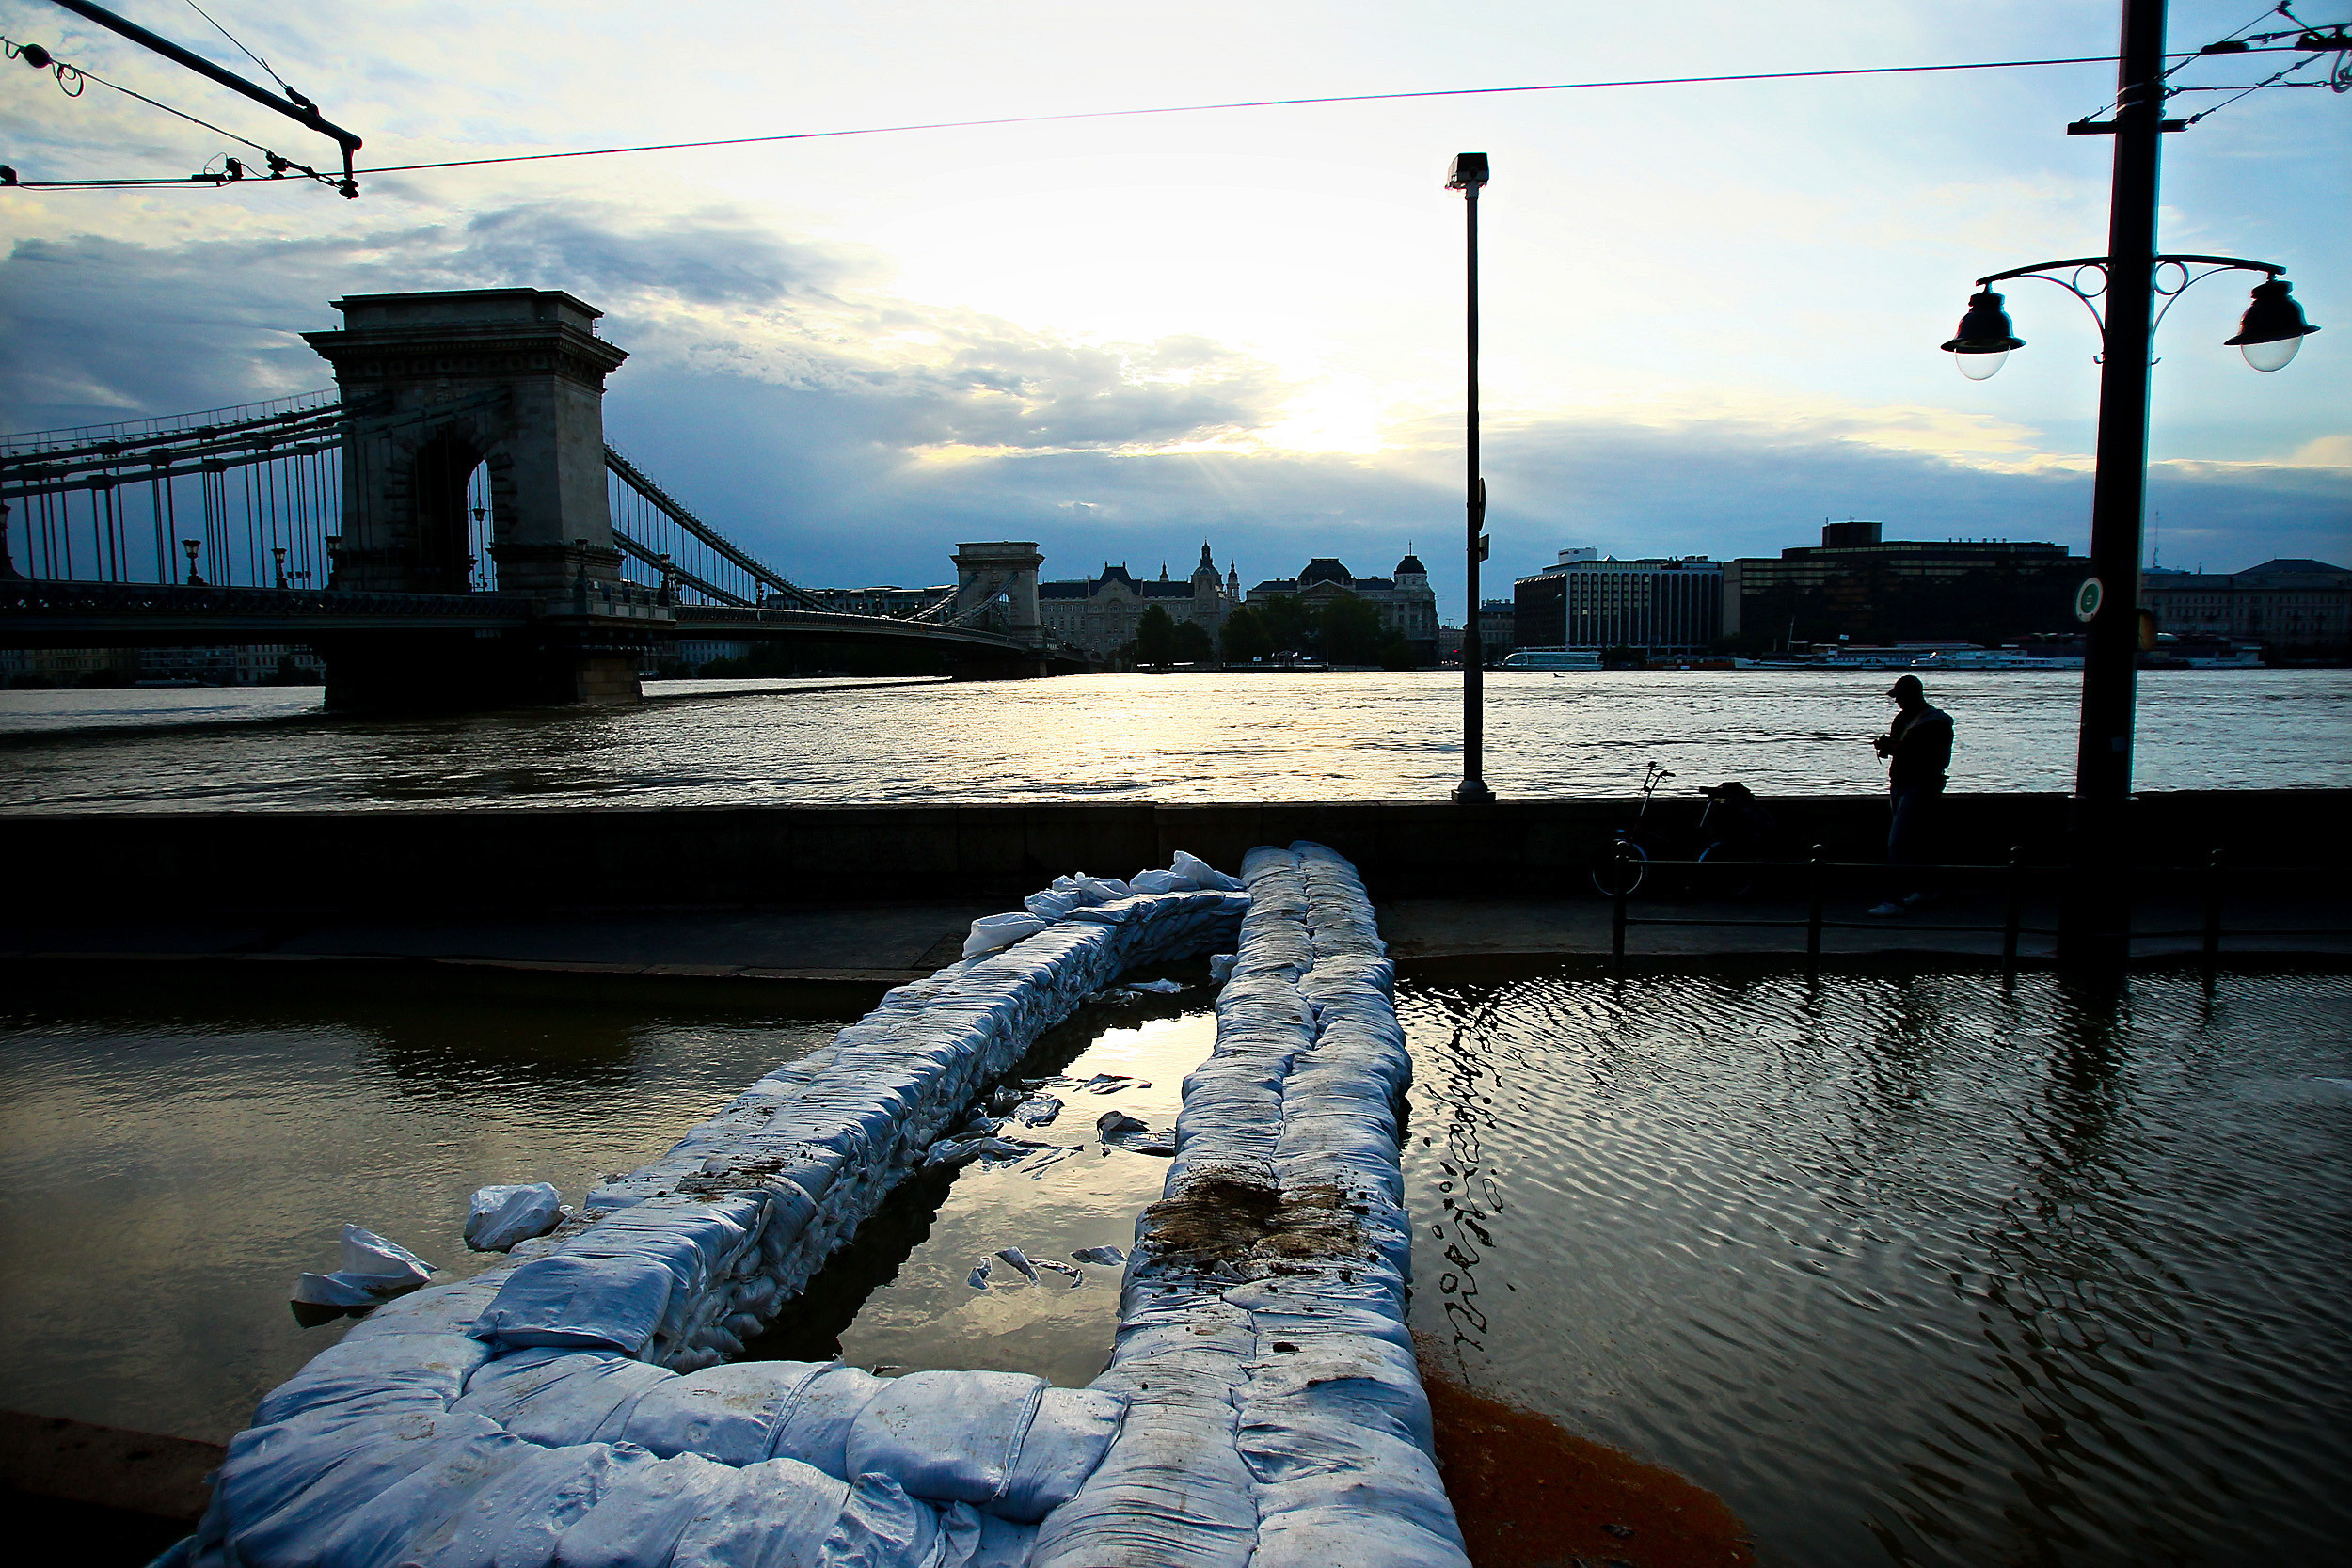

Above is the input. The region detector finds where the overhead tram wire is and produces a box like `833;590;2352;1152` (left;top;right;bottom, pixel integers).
1;34;347;190
347;49;2316;179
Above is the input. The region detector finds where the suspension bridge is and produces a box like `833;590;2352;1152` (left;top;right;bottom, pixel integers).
0;288;1082;707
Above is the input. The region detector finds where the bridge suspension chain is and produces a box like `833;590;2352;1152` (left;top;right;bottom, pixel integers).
601;445;824;610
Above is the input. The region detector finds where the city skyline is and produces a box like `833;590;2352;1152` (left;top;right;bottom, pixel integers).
2;0;2345;610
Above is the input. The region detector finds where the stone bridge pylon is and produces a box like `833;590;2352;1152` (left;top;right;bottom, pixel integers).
303;288;658;706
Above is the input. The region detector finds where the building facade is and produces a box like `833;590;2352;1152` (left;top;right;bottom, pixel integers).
1038;544;1236;659
1721;520;2085;648
2140;558;2350;660
1245;554;1439;662
1514;549;1723;653
792;585;953;617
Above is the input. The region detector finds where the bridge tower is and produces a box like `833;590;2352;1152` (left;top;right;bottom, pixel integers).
303;289;657;708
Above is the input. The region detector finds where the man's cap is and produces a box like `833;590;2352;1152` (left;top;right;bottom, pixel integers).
1888;674;1924;698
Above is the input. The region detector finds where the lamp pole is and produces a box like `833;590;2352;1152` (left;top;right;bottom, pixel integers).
1939;0;2322;973
1449;152;1495;806
2063;0;2169;971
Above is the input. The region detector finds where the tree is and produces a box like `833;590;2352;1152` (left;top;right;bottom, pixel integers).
1375;633;1418;671
1318;596;1389;665
1220;604;1273;663
1173;620;1215;665
1134;605;1180;668
1259;593;1317;654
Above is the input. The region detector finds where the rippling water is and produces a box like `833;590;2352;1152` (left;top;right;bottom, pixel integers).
1;669;2344;812
1399;964;2352;1567
0;968;855;1442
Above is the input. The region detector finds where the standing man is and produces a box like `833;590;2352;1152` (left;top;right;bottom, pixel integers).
1869;674;1954;917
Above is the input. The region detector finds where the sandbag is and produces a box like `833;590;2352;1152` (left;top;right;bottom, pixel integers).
961;913;1046;958
469;1255;675;1355
546;1449;747;1568
466;1183;565;1252
843;1370;1044;1507
410;1441;657;1568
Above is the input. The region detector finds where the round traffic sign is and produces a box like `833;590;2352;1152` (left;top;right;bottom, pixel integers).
2074;577;2104;623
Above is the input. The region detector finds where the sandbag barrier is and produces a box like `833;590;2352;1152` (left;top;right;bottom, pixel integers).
1033;843;1472;1568
175;880;1246;1568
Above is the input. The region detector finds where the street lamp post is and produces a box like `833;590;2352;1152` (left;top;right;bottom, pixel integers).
1939;0;2319;971
1449;151;1495;806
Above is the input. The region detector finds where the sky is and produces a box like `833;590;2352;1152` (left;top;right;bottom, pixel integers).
1;0;2346;607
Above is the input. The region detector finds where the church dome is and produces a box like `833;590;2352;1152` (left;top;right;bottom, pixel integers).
1394;554;1427;576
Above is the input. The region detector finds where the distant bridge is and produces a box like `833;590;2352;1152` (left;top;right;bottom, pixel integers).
0;288;1083;707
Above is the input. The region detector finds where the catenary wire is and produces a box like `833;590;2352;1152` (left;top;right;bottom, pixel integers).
181;0;292;94
357;53;2278;177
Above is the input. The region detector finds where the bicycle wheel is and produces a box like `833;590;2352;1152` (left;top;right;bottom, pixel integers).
1695;842;1754;900
1591;840;1647;898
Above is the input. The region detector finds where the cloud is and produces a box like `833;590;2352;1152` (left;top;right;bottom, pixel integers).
0;202;1288;457
4;204;2344;608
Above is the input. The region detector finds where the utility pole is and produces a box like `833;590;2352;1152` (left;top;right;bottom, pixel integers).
1449;152;1494;805
2062;0;2168;971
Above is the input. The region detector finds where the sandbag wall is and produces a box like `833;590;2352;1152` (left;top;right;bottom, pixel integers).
1042;843;1471;1568
177;884;1246;1568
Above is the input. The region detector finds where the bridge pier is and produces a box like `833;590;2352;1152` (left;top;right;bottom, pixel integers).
305;289;648;711
316;632;651;712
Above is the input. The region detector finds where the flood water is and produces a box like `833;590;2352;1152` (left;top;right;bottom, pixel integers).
6;958;2347;1568
0;967;854;1443
1;669;2344;812
1402;962;2352;1567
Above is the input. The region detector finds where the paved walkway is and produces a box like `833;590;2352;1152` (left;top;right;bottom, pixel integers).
8;887;2344;983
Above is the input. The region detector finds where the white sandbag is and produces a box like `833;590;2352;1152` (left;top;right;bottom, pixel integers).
411;1441;658;1568
961;913;1046;958
453;1350;673;1448
991;1386;1124;1522
292;1224;435;1306
667;1455;850;1568
254;1332;490;1426
300;1426;537;1568
469;1254;675;1356
217;1411;506;1566
620;1360;833;1465
1208;953;1236;982
770;1364;888;1477
465;1183;565;1252
546;1449;748;1568
1127;869;1185;895
342;1225;435;1286
1171;851;1246;891
844;1370;1045;1507
817;1472;982;1568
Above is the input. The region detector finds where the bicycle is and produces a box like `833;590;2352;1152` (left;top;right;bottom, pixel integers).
1589;763;1777;898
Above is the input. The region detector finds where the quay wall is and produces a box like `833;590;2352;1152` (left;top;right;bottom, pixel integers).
12;790;2346;913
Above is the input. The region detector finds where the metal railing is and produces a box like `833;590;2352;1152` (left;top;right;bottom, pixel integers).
1605;846;2349;977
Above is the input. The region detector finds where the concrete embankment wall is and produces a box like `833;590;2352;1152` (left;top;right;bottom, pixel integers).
13;790;2345;914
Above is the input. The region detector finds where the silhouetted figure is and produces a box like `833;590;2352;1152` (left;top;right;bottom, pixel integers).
1868;674;1953;917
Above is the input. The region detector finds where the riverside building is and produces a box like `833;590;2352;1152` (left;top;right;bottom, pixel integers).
2139;558;2351;662
1038;544;1238;660
1513;548;1724;654
1244;553;1440;663
1721;520;2085;648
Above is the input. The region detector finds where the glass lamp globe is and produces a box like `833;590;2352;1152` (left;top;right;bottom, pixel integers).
1955;349;2009;381
2241;335;2301;372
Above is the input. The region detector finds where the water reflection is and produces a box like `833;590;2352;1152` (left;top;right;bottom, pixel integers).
1399;963;2352;1567
0;965;857;1442
4;670;2344;811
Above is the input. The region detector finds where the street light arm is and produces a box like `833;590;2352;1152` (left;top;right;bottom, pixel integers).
1975;253;2284;287
1971;254;2294;345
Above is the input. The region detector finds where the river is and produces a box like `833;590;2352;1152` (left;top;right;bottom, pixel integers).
0;668;2344;813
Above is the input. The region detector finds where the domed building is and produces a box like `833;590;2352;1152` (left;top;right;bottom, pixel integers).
1037;542;1237;659
1245;551;1439;664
